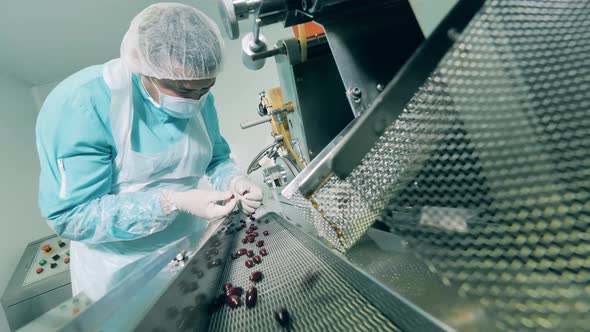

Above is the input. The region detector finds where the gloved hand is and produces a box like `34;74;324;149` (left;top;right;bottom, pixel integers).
229;176;263;215
164;190;237;220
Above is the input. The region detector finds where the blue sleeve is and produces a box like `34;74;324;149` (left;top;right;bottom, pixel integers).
36;69;177;244
203;94;242;190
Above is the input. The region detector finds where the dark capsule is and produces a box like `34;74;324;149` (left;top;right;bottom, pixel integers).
226;286;243;297
259;248;268;256
275;307;291;327
247;250;254;258
249;216;256;221
209;294;226;314
225;229;233;235
256;240;265;247
246;287;257;308
224;282;233;292
257;220;261;224
263;230;269;236
212;240;221;247
252;232;259;237
241;238;248;244
250;271;263;282
237;248;247;256
227;295;241;308
265;219;269;224
252;255;262;264
231;252;240;260
230;222;235;227
249;225;258;230
165;306;179;319
245;260;254;268
240;219;246;224
207;259;222;269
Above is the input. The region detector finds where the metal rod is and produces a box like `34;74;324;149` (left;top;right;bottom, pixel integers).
251;46;286;60
240;115;272;129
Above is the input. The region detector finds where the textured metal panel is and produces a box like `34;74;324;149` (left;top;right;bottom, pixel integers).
290;0;590;330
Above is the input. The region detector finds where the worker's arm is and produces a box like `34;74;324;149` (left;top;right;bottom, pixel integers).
36;78;177;244
203;94;243;190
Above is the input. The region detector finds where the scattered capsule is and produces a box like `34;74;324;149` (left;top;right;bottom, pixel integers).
248;237;255;243
249;216;256;221
252;255;262;264
249;225;258;230
275;307;291;327
252;232;259;237
231;252;240;259
226;287;243;297
237;248;247;256
263;230;269;236
256;240;265;247
246;287;257;308
264;220;269;224
246;229;253;235
165;306;179;319
227;295;242;309
250;271;263;282
245;260;254;268
225;229;233;235
247;250;254;257
257;220;261;224
224;282;233;292
240;220;246;223
207;259;222;269
259;248;268;256
241;238;248;244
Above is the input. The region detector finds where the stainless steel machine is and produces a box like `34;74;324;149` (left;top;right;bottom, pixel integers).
19;0;590;330
1;235;72;331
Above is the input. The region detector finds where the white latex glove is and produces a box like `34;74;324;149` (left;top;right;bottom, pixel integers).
164;190;237;220
229;176;263;215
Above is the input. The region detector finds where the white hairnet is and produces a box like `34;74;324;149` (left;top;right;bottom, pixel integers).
121;3;224;80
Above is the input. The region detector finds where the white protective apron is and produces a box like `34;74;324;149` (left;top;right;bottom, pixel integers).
69;59;213;301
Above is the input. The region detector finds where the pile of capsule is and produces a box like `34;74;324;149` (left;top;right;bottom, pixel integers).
211;216;291;328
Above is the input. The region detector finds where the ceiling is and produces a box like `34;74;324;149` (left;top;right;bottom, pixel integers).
0;0;223;85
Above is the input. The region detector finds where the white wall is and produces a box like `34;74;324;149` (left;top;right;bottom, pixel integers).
0;75;53;332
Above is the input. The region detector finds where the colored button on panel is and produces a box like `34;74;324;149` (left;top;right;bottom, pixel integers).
39;259;47;266
64;257;70;264
50;263;57;269
57;240;66;248
36;267;43;274
41;244;52;253
52;254;60;261
67;250;70;256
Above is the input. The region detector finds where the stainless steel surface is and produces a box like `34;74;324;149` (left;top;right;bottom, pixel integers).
2;235;72;331
242;32;269;70
287;0;590;330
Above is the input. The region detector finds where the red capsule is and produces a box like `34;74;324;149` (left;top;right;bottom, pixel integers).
252;255;262;264
247;250;254;258
249;225;258;230
246;229;253;235
256;240;265;247
259;248;268;256
250;271;263;282
245;260;254;268
263;230;269;236
241;238;248;244
237;248;247;256
226;287;243;297
248;237;255;243
251;232;259;237
227;295;241;308
246;287;257;308
224;282;233;292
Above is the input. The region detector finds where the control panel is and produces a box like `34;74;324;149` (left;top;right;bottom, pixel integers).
23;237;71;286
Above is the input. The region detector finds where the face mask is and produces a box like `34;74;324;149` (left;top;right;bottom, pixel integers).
147;77;207;119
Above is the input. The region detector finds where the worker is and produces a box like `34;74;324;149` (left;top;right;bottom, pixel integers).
35;3;263;301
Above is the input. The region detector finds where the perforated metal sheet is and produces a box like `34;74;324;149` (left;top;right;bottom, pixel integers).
208;213;399;332
290;0;590;330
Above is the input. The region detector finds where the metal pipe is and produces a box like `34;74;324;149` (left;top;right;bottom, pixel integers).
240;115;272;129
